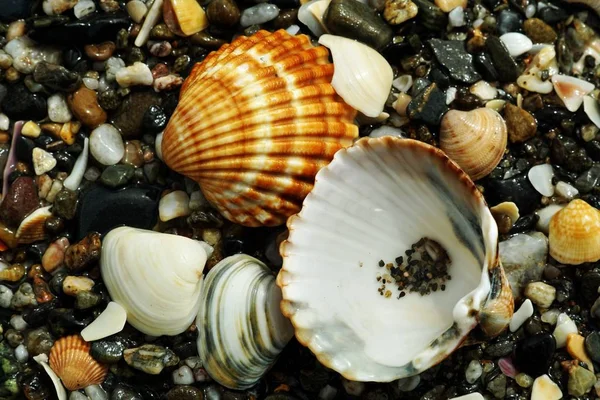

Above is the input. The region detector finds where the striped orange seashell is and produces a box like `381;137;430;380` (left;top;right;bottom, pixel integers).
49;334;108;391
162;29;358;227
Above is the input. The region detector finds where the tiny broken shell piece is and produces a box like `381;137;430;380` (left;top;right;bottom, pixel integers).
478;261;514;337
549;199;600;265
163;0;209;37
318;34;393;118
551;74;595;112
500;32;533;57
490;202;520;225
439;108;507;181
517;46;558;94
509;298;533;332
33;353;67;400
583;95;600;128
528;164;554;197
81;302;127;342
49;335;108;391
134;0;163;47
63;138;89;191
298;0;331;37
15;206;52;244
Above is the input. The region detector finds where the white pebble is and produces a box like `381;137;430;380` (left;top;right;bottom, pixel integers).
172;365;195;385
127;0;148;23
32;148;57;175
446;87;457;105
43;0;78;15
285;24;301;35
10;315;27;331
318;385;337;400
500;33;533;57
0;114;9;131
159;191;191;222
528;164;554;197
448;6;466;27
90;124;125;166
470;80;497;100
14;344;28;362
553;313;578;348
541;308;561;325
84;384;108;400
449;394;484;400
240;3;280;27
531;374;562;400
535;204;564;234
116;62;154;88
73;0;96;18
555;181;578;200
525;3;536;18
392;75;413;93
525;281;556;309
47;93;72;123
465;360;483;384
509;299;533;332
105;57;126;81
0;286;13;308
69;392;88;400
83;77;99;90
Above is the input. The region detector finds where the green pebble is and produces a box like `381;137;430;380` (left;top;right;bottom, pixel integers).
568;365;596;397
100;165;135;188
515;373;533;388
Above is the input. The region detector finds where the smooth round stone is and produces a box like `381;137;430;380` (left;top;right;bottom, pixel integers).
67;87;107;128
497;9;522;36
100;165;134;188
47;93;72;123
166;386;204;400
90;339;126;364
207;0;240;27
465;360;483;384
172;365;195;385
14;344;28;362
513;333;556;377
141;105;167;134
90;124;125;166
112;91;161;138
585;331;600;363
240;3;280;27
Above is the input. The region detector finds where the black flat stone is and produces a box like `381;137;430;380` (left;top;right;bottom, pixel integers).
483;173;541;214
29;13;130;45
76;184;160;241
428;39;481;84
486;36;520;82
513;333;556;377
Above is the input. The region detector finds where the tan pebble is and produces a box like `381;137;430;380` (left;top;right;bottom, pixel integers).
84;42;116;62
59;121;81;145
42;237;70;273
524;281;556;309
567;333;594;372
122;140;144;167
67;87;107;128
63;276;95;296
4;67;20;83
41;122;63;138
434;0;466;12
6;20;26;42
393;93;412;116
523;18;557;43
531;374;562;400
21;121;41;138
46;179;63;203
383;0;418;25
0;263;25;282
504;103;537;143
0;133;9;144
36;174;53;199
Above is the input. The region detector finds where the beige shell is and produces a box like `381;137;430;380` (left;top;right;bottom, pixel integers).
163;0;208;36
49;334;108;391
478;260;514;337
15;206;52;244
549;199;600;265
162;29;358;227
439;108;507;181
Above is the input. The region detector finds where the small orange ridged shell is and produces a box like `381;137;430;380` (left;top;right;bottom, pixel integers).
15;206;52;245
162;29;359;227
49;335;108;391
439;108;507;181
549;199;600;265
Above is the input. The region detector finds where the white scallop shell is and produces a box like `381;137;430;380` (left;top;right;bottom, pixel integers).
100;226;207;336
196;254;293;390
278;137;512;382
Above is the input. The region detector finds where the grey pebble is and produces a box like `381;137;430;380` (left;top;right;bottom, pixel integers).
240;3;280;27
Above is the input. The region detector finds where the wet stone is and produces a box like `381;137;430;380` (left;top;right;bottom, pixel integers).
484;173;541;214
53;188;79;220
486;373;507;399
48;307;92;336
142;105;168;134
513;333;556;377
567;364;596;396
428;40;481;84
411;0;447;31
207;0;241;27
323;0;393;51
5;329;23;348
84;41;116;62
123;344;179;374
67;87;107;128
484;339;515;358
29;13;130;45
0;0;38;21
497;10;522;36
578;270;600;305
91;339;126;364
504;103;537;143
523;18;557;44
474;52;499;82
0;176;39;228
97;89;121;111
65;232;101;272
2;83;47;121
575;164;600;193
33;62;81;92
166;386;204;400
22;301;57;327
585;331;600;363
407;83;448;126
112;91;161;138
272;9;298;29
25;327;53;356
100;165;135;188
112;384;143;400
74;290;101;309
486;36;520;82
538;5;568;24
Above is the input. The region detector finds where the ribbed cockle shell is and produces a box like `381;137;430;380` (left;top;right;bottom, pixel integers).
49;335;108;391
162;29;358;227
439;108;507;181
549;199;600;265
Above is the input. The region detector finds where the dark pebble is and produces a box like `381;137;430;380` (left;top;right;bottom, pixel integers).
0;0;37;21
91;339;127;364
223;238;244;256
272;9;298;29
486;36;520;82
64;232;101;272
497;10;523;36
407;83;448;126
1;83;47;121
54;151;75;172
53;188;79;220
483;173;541;214
323;0;393;51
75;290;102;309
187;208;224;228
97;89;121;111
585;140;600;162
474;52;500;82
142;105;168;134
166;386;204;400
22;374;53;400
5;329;23;348
111;384;143;400
29;13;131;45
15;135;35;165
535;107;572;132
551;278;574;303
112;91;162;138
585;331;600;363
48;308;92;336
0;177;39;228
575;164;600;193
578;271;600;304
428;39;481;84
100;165;135;188
513;333;556;377
206;0;241;27
484;339;514;358
412;0;447;31
33;62;81;93
25;327;54;357
538;5;569;24
22;300;58;328
173;341;197;360
75;184;160;240
62;46;89;74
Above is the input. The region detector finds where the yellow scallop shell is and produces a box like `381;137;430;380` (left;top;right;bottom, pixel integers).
162;29;358;227
549;199;600;265
49;335;108;391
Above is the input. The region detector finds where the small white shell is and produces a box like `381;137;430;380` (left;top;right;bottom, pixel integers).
583;95;600;128
33;354;67;400
528;164;554;197
81;302;127;342
159;190;191;222
319;34;393;118
100;226;207;336
517;46;558;94
298;0;331;37
500;33;533;57
552;74;595;112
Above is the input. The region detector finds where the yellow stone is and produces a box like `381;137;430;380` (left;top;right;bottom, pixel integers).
62;276;95;296
434;0;467;12
567;333;594;372
21;121;41;138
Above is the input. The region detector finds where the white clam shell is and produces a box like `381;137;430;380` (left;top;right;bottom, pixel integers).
500;33;533;57
100;226;207;336
278;137;512;382
318;34;393;118
552;74;595;112
196;254;293;390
